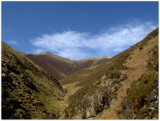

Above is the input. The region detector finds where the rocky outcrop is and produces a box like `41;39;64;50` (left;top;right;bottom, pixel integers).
100;75;121;93
116;77;158;119
76;75;121;119
100;75;115;87
148;79;158;119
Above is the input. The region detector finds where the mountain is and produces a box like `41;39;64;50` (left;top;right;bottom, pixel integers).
2;28;158;120
59;28;158;119
25;52;111;80
2;42;65;119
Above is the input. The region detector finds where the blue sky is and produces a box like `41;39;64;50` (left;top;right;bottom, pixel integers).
2;1;158;60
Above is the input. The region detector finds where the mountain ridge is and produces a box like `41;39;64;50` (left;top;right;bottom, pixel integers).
27;51;111;62
25;52;111;80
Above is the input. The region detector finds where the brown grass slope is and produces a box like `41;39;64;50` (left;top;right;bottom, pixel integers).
59;28;158;119
2;42;64;119
26;52;110;80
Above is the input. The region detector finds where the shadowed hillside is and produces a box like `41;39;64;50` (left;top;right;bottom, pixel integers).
2;42;65;119
59;28;158;119
26;52;110;80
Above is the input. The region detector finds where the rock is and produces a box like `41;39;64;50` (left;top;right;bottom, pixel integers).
82;90;117;118
100;75;107;87
107;78;115;86
111;83;121;93
111;86;116;92
148;79;158;118
131;113;136;119
110;98;116;107
100;75;115;87
86;107;96;118
87;116;96;119
77;75;121;119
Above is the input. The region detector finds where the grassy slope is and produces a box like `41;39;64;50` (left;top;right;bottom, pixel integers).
2;42;64;119
26;52;72;80
97;29;158;119
60;28;158;119
116;35;158;119
26;53;110;80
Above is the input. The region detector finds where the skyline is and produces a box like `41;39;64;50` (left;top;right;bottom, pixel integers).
2;1;158;60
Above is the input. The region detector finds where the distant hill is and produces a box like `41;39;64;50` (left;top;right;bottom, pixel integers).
2;42;64;119
25;52;111;80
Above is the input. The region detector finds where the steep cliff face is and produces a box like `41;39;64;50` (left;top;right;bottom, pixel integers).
2;42;65;119
61;28;158;119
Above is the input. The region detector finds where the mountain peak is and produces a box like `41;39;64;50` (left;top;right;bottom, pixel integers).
39;52;52;55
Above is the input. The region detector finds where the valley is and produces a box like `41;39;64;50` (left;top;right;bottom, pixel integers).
2;28;159;119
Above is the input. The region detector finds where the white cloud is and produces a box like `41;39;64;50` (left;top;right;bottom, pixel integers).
33;49;45;54
31;21;157;60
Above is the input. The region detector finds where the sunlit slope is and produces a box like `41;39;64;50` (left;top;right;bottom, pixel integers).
60;28;158;119
2;42;64;119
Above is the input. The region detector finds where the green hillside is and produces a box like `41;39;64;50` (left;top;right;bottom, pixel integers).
2;42;65;119
60;28;158;119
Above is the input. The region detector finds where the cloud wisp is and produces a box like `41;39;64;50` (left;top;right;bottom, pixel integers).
5;40;18;45
31;21;156;60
